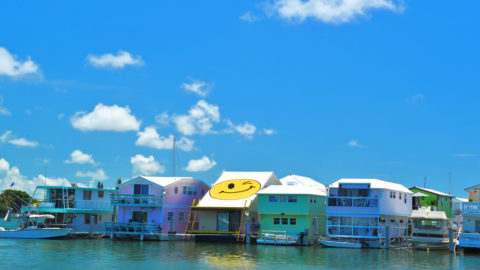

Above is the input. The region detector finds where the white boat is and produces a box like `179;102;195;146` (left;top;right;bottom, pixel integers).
319;239;362;248
409;207;455;250
0;213;71;239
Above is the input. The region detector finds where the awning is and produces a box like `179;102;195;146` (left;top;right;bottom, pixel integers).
29;214;55;219
413;192;428;197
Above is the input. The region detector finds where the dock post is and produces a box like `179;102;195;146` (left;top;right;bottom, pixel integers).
140;233;144;241
386;225;390;249
110;233;114;239
449;227;454;252
246;220;251;244
313;217;318;247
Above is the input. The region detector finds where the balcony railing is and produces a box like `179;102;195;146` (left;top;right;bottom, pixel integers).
462;202;480;215
328;197;379;208
105;222;161;235
111;194;162;207
38;199;112;210
458;233;480;248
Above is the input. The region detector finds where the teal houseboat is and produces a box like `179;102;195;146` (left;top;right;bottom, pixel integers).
256;175;327;245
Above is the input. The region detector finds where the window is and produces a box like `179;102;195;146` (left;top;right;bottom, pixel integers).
134;184;149;195
202;189;205;196
84;214;90;224
269;195;278;202
132;211;148;223
290;218;296;225
280;196;286;202
83;190;92;200
98;190;104;198
282;218;288;225
174;187;178;194
399;193;402;200
178;212;185;222
274;218;280;225
167;211;174;222
93;215;98;224
183;186;197;196
288;196;297;203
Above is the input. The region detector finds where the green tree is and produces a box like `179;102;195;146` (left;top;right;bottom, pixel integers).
0;189;36;216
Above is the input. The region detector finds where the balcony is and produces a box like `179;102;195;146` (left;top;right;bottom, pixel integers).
458;233;480;248
36;199;113;213
462;202;480;216
327;197;379;214
105;222;161;235
111;194;162;207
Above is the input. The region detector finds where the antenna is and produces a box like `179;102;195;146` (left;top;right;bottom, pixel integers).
44;166;47;201
173;136;176;177
423;176;427;188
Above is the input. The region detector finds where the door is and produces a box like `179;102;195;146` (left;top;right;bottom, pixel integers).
475;220;480;233
217;211;229;231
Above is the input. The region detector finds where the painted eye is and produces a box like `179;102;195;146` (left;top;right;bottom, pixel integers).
228;183;235;189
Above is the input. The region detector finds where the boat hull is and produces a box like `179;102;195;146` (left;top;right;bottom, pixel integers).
319;240;362;248
0;228;71;239
410;237;453;250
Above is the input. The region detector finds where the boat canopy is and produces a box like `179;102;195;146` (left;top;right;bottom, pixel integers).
29;214;55;219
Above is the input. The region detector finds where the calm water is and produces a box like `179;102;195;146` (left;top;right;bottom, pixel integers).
1;239;480;269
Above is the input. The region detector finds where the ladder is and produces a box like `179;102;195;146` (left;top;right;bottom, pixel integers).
236;200;248;241
183;199;198;240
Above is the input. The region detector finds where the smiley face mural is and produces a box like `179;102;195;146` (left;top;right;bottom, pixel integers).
209;179;262;200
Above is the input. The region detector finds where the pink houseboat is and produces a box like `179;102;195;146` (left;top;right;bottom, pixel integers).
106;176;209;240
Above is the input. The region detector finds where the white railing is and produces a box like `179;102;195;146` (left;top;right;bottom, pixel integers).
328;197;379;208
462;202;480;215
40;199;112;210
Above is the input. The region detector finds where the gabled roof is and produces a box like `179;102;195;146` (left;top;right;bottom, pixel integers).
329;178;412;194
280;175;326;187
197;171;281;208
258;185;326;196
118;176;208;189
409;186;453;198
465;184;480;192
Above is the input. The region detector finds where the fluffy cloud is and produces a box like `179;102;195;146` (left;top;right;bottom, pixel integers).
240;11;260;23
268;0;401;24
185;156;217;172
454;153;478;158
135;126;194;151
181;78;213;97
65;150;96;164
348;139;365;148
0;130;38;147
75;169;108;186
87;50;144;69
0;95;11;116
0;47;39;77
131;154;165;175
263;128;276;135
225;120;257;139
170;100;220;136
0;158;70;196
71;103;141;132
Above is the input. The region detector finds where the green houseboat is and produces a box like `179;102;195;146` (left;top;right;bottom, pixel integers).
409;186;453;218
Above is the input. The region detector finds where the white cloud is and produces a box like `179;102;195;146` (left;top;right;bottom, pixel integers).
0;95;11;116
407;93;424;104
268;0;401;24
71;103;141;132
0;157;70;196
0;47;39;77
171;100;220;136
240;11;259;23
454;153;478;158
135;126;194;152
130;154;165;175
65;150;96;164
75;169;108;181
263;128;276;135
0;130;38;147
348;139;365;148
226;120;257;139
155;112;170;125
181;78;213;97
185;156;217;172
87;50;144;69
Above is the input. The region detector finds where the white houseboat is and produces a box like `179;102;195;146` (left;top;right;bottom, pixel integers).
324;178;412;248
409;207;454;250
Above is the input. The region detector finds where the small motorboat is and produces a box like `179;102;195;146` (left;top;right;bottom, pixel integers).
409;207;456;250
0;213;71;239
319;239;362;248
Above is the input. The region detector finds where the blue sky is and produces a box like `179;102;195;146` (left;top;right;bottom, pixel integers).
0;1;479;197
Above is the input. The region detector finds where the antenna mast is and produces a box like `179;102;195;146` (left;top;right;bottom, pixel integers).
448;172;452;195
44;166;47;201
423;176;426;188
173;136;176;177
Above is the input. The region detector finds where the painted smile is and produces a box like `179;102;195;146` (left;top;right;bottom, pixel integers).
219;186;254;194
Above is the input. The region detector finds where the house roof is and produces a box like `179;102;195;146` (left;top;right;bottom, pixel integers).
329;178;413;194
258;185;327;196
411;207;447;220
280;175;326;187
196;171;281;208
465;184;480;192
36;185;116;192
118;176;208;189
409;186;453;198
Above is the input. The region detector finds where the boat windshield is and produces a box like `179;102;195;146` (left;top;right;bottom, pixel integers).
413;219;443;230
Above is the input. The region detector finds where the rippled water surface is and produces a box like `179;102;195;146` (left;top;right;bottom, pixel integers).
1;239;480;269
